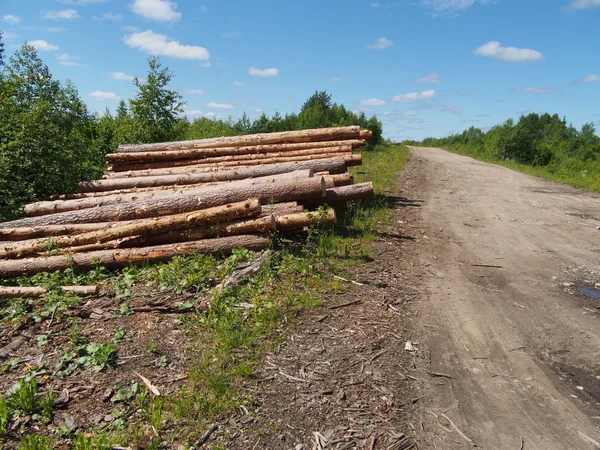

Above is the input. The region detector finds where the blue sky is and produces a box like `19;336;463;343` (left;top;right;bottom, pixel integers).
1;0;599;141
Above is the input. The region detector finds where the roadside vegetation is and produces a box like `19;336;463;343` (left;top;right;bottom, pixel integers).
408;113;600;192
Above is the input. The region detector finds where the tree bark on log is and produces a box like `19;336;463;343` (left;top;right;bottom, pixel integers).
78;158;347;193
0;235;272;278
109;145;351;172
0;286;99;299
275;209;336;232
105;153;356;178
0;199;262;259
0;177;326;228
117;126;361;153
107;141;364;164
323;173;352;188
301;182;374;209
25;171;312;217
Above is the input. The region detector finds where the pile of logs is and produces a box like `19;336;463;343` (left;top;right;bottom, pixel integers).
0;126;374;282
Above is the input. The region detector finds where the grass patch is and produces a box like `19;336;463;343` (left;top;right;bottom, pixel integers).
0;144;410;447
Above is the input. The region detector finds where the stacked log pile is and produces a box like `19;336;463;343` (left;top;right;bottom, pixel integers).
0;126;374;282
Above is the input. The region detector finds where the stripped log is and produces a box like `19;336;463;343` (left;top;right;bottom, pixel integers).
78;158;347;193
0;177;326;228
0;235;272;278
0;285;99;299
360;130;373;140
0;199;262;259
110;145;351;172
105;153;358;178
275;209;336;232
25;171;312;217
262;202;303;214
301;182;374;209
117;126;361;153
107;141;362;164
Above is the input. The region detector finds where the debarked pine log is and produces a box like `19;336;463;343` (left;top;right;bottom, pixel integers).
0;235;272;278
0;285;99;299
301;182;374;209
274;210;336;232
107;141;363;164
117;126;361;153
0;177;326;228
0;199;262;259
105;153;359;178
78;158;348;193
25;171;312;217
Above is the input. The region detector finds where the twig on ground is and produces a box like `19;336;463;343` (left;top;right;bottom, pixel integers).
198;423;218;447
328;299;361;310
279;371;309;383
333;275;365;286
441;413;475;447
429;371;453;379
519;437;525;450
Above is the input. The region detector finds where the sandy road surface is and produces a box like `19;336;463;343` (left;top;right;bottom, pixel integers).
409;147;600;449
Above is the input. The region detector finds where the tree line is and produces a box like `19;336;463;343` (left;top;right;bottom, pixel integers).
0;35;384;221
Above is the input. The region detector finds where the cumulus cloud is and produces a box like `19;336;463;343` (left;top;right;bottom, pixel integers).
42;9;80;20
111;72;134;81
57;53;87;67
2;14;21;25
421;0;497;14
28;40;60;51
184;89;204;94
474;41;545;62
367;37;394;50
232;81;244;86
206;102;234;109
412;73;440;83
511;87;559;94
131;0;181;22
359;98;386;106
565;0;600;10
392;90;437;102
90;90;121;101
124;30;210;60
249;66;279;77
574;74;600;84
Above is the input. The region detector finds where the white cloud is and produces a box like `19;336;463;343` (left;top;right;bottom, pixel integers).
232;81;244;86
2;14;21;25
565;0;600;10
199;4;208;12
360;98;386;106
328;76;343;82
412;73;440;83
42;9;80;20
183;108;203;117
367;37;394;50
199;62;211;68
254;108;265;115
421;0;497;14
511;87;559;94
403;110;419;116
184;89;204;94
101;12;122;20
59;0;108;4
28;40;60;51
124;30;210;60
392;90;437;102
111;71;134;81
222;31;241;38
574;74;600;84
90;90;121;101
131;0;181;22
121;25;139;32
249;66;279;77
57;52;87;67
474;41;545;62
206;102;234;109
422;104;463;114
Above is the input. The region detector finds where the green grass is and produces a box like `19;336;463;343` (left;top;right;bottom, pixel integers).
442;144;600;193
0;144;411;447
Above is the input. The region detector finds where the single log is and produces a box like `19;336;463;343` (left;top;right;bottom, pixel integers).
262;202;303;214
324;173;352;188
0;223;116;242
301;182;374;209
79;158;347;193
119;215;276;248
345;154;362;167
0;235;272;278
0;199;262;259
109;145;351;172
0;177;326;228
105;153;355;178
25;171;312;217
0;285;99;299
107;141;364;164
275;210;336;232
360;130;373;140
117;126;361;153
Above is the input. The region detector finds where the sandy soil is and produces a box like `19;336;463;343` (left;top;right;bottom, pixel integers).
408;147;600;450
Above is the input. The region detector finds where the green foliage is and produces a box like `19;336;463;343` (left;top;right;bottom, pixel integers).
413;113;600;192
55;342;118;377
0;397;10;436
19;434;53;450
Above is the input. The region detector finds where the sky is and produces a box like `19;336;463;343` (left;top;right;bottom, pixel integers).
0;0;599;141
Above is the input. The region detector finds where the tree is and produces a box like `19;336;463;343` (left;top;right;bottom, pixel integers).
129;56;185;143
0;31;4;67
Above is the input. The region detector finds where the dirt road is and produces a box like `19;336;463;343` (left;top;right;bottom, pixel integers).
409;147;600;449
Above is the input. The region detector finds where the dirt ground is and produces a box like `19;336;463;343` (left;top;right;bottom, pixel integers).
217;147;600;449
